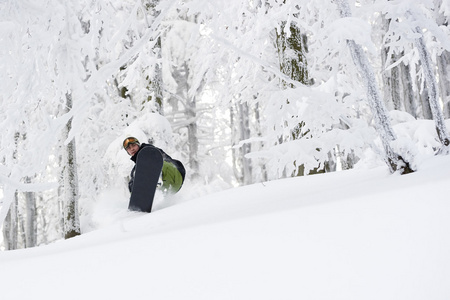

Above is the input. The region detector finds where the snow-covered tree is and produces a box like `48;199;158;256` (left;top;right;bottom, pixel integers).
335;0;413;174
381;0;450;151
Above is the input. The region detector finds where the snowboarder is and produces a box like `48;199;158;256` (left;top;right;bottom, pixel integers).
123;137;185;212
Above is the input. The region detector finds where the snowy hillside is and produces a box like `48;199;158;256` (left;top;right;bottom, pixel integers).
1;154;450;300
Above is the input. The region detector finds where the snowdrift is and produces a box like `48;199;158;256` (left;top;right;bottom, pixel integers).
0;155;449;300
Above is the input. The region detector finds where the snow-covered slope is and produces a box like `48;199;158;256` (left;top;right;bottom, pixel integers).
1;155;450;300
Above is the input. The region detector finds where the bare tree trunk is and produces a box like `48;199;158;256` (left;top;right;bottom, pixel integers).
380;15;403;112
2;210;12;250
230;100;254;185
230;105;241;183
2;133;21;250
381;41;393;110
187;95;199;179
24;177;37;248
390;55;402;110
400;61;417;118
63;93;81;239
254;102;268;182
238;102;252;185
179;61;200;179
437;51;450;118
2;195;18;250
18;210;26;248
381;16;401;111
170;58;201;179
382;49;402;111
420;85;433;119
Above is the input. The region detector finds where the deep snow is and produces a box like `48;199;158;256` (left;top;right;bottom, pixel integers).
1;154;450;300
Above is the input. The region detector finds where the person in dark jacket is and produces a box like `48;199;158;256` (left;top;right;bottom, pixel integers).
123;137;185;194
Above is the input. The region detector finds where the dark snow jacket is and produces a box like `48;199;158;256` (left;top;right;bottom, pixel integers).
128;143;186;193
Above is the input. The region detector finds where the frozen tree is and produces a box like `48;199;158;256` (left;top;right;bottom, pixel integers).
380;0;450;151
335;0;413;174
116;0;165;114
405;7;450;150
274;17;337;176
412;20;450;149
163;11;203;179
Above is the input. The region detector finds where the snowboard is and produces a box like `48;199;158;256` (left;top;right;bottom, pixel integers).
128;146;164;213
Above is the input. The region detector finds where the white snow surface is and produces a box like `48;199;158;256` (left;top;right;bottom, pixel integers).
1;154;450;300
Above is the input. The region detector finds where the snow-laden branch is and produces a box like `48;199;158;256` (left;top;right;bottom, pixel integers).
65;0;178;143
207;32;304;89
0;175;58;193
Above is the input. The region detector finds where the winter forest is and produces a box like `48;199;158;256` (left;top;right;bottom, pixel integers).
0;0;449;250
